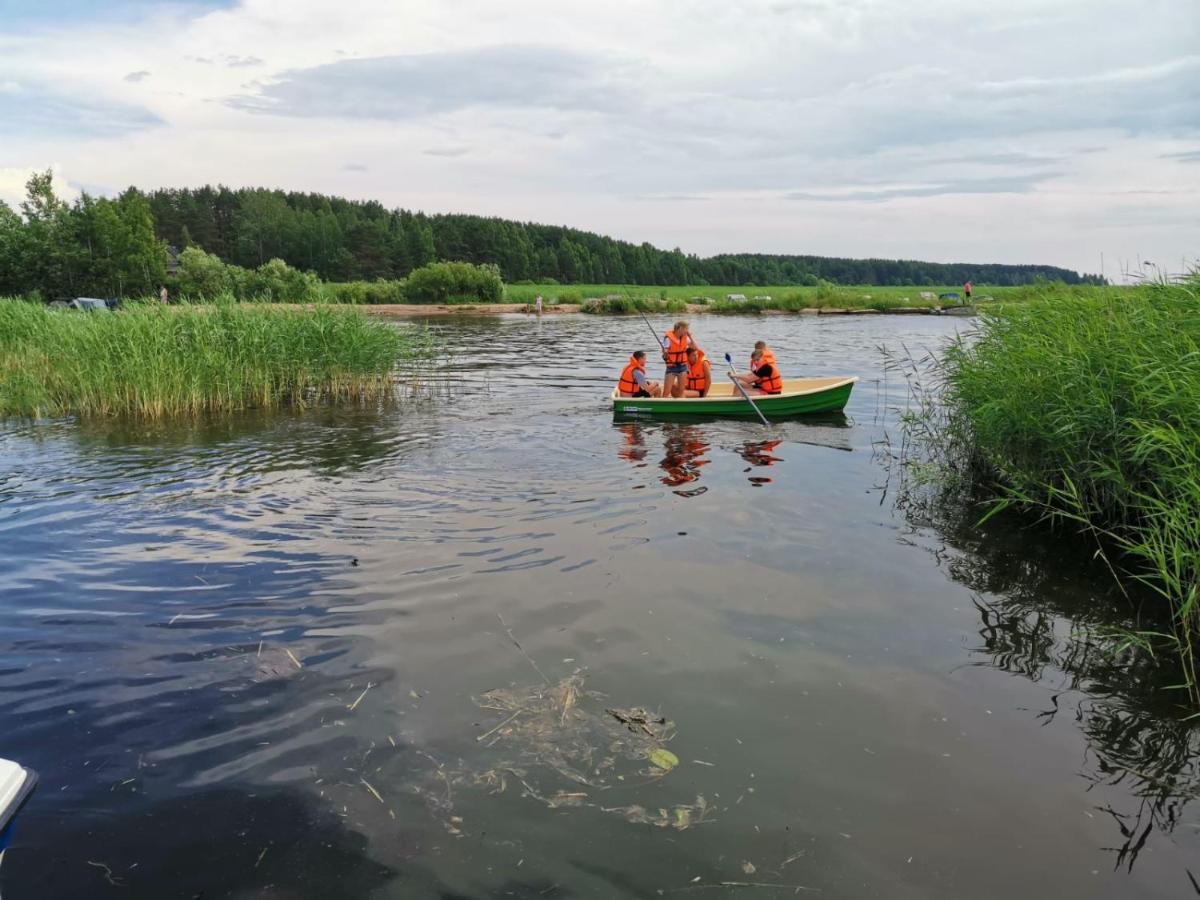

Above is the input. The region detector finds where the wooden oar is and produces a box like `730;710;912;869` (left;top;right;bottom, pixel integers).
724;352;770;426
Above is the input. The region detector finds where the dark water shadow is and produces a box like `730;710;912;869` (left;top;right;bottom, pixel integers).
8;786;399;899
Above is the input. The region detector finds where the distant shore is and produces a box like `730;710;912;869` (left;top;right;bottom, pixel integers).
361;303;976;318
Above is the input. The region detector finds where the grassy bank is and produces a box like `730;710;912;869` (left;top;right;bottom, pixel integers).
0;299;433;419
506;281;1129;312
929;277;1200;703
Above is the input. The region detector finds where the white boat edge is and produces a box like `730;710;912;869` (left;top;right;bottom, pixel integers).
0;758;37;836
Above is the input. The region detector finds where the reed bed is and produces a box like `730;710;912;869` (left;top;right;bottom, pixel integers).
935;276;1200;703
0;298;434;419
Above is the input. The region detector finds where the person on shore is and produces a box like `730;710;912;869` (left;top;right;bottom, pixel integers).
661;320;694;398
535;294;543;315
159;285;169;304
963;281;972;303
618;351;662;398
749;340;776;374
684;345;711;397
735;348;783;395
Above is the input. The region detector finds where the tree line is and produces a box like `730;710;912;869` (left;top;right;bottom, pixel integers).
0;173;1098;300
145;186;1095;286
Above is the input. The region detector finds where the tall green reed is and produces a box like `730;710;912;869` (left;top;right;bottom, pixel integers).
934;276;1200;704
0;298;436;419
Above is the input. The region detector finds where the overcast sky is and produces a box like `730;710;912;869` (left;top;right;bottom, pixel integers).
2;0;1197;278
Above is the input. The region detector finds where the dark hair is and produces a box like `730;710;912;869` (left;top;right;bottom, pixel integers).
632;350;646;360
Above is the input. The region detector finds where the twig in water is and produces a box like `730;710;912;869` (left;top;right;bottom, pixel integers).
347;682;373;711
361;778;385;804
285;648;303;669
496;613;550;684
255;846;268;868
475;708;528;743
87;861;126;886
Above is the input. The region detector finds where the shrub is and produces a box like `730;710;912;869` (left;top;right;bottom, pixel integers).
403;261;504;303
248;258;321;302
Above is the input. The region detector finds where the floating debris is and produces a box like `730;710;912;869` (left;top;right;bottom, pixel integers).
414;670;718;830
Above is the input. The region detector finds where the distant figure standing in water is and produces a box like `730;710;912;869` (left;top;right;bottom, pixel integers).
535;294;543;315
159;285;169;304
963;281;972;304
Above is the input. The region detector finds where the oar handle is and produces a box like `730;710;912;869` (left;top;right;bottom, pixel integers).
724;353;770;426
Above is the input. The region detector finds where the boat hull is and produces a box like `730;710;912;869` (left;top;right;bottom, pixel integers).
611;377;857;419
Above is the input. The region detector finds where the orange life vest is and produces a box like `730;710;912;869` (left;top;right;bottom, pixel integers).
618;356;645;395
663;331;690;366
754;361;783;394
750;349;777;372
686;351;710;394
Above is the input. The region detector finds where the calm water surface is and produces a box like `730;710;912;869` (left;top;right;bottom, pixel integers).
1;314;1197;898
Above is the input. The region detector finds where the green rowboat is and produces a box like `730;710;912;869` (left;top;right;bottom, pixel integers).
611;377;857;419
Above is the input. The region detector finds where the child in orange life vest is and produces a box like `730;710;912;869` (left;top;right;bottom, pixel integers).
683;346;711;397
617;351;662;398
660;320;694;398
749;340;777;374
734;348;783;395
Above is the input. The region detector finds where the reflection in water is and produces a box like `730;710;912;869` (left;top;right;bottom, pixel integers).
615;422;648;465
883;450;1200;878
738;438;784;485
659;424;710;494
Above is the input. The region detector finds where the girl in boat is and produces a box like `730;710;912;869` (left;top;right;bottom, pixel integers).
660;320;694;398
749;340;777;373
618;351;663;398
683;346;711;397
734;348;783;395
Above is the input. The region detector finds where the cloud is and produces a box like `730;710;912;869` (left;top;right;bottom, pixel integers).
342;162;368;171
785;172;1062;202
228;45;637;120
123;70;151;82
223;55;263;68
0;81;161;137
423;146;471;158
1162;149;1200;163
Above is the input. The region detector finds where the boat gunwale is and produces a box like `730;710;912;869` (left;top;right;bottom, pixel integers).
609;375;859;406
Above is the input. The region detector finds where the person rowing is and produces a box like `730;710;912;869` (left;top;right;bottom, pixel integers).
617;351;663;398
660;320;694;398
683;345;711;397
749;340;777;374
734;348;783;395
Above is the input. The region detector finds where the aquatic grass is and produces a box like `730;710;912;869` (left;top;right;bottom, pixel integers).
0;298;434;419
933;275;1200;703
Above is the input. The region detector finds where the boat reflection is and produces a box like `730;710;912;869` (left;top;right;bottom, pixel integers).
615;422;649;466
737;438;784;486
659;424;710;495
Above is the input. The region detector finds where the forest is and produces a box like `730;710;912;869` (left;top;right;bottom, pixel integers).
0;173;1098;300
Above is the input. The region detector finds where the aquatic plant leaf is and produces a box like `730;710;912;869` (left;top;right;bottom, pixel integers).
649;748;679;771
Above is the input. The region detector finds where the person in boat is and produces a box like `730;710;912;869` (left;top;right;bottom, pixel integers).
734;348;783;395
618;351;663;398
749;340;777;373
660;320;694;398
683;345;711;398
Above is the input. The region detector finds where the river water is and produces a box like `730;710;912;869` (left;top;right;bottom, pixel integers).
1;313;1196;899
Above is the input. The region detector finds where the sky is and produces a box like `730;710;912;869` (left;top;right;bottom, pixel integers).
1;0;1197;279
